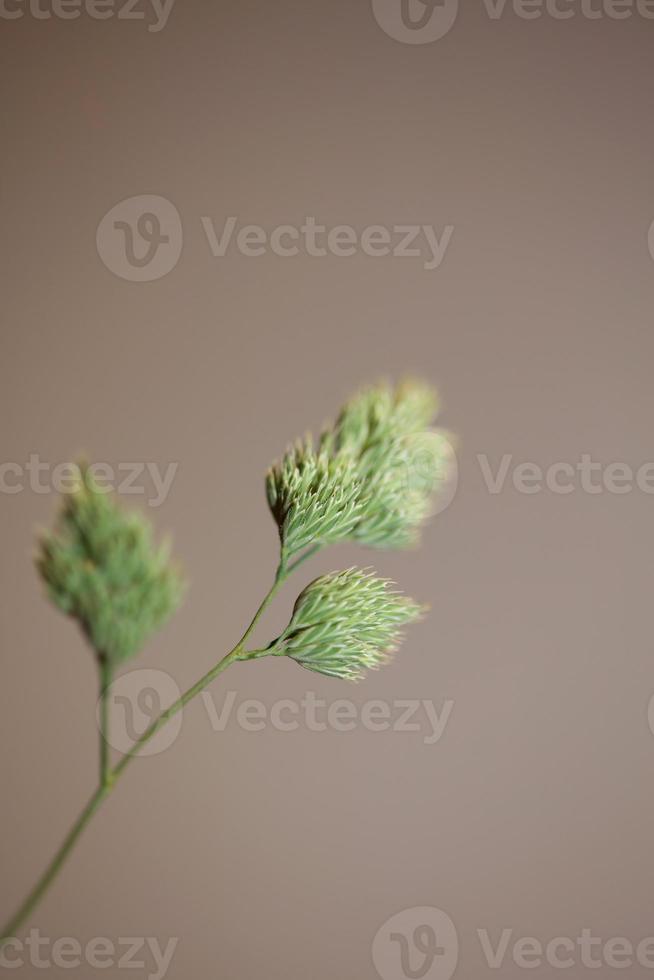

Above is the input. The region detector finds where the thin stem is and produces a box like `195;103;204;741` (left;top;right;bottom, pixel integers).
285;543;322;578
111;643;241;782
0;786;109;944
0;550;309;947
98;658;112;788
235;552;288;652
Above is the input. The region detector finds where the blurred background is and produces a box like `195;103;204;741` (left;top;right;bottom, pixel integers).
2;1;654;977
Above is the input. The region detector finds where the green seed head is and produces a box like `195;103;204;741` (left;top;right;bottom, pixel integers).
273;568;425;681
36;464;184;665
267;379;453;556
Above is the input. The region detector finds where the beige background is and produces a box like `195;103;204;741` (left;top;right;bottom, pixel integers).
2;2;654;978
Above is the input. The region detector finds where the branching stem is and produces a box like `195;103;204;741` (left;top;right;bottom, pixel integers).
0;547;321;947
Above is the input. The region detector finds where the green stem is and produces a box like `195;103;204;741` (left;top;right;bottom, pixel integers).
285;543;322;578
98;658;112;788
0;552;304;947
0;787;108;944
112;641;243;782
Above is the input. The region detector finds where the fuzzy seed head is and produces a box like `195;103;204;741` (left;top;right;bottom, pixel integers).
268;379;453;555
36;465;184;664
265;439;365;558
274;568;424;681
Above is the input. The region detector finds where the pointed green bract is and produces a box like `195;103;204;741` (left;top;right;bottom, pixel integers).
36;466;184;665
271;568;424;681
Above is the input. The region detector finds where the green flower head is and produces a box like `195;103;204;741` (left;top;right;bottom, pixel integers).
322;379;454;549
37;465;184;665
271;568;425;681
265;439;365;558
266;379;454;557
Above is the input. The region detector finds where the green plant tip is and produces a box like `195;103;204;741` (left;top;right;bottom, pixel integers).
36;464;185;665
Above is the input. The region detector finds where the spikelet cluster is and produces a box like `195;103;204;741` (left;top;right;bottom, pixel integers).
265;440;365;558
271;568;424;681
267;380;452;555
37;467;184;664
